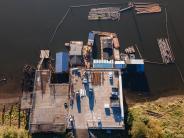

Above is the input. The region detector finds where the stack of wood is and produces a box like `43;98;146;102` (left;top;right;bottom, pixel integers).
91;72;102;86
88;7;120;20
133;2;161;14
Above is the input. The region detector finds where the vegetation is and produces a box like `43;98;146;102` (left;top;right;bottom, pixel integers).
0;126;29;138
0;104;29;138
128;97;184;138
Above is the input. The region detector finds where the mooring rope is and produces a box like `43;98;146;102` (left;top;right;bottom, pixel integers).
48;2;127;46
164;7;184;84
49;7;71;45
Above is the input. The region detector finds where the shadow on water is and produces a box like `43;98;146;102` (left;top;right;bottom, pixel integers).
32;133;65;138
122;72;150;94
89;129;127;138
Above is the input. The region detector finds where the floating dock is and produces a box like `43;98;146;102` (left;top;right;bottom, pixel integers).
157;38;175;64
133;2;161;14
88;7;120;20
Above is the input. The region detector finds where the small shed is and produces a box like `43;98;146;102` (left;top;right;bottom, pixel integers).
69;41;83;56
55;52;69;73
40;50;50;59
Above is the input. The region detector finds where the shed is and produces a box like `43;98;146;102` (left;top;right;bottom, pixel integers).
69;41;83;56
55;52;69;73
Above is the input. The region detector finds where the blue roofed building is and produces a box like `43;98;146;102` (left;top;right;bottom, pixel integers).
55;52;69;73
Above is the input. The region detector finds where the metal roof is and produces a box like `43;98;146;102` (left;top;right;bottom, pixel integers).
55;52;69;73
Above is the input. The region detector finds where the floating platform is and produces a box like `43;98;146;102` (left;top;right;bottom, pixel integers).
157;38;175;64
88;7;120;20
133;2;161;14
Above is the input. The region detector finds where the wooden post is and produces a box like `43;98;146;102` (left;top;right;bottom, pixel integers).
9;105;13;126
18;103;21;128
2;105;5;125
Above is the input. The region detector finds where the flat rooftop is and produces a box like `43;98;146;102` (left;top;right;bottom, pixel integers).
69;68;124;129
29;70;69;133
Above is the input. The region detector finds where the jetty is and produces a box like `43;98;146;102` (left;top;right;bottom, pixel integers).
21;31;146;137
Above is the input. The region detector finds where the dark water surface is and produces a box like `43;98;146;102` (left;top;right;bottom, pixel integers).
0;0;183;95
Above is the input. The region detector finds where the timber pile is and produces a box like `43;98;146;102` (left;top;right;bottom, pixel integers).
157;38;175;64
133;2;161;14
88;7;120;20
91;72;102;86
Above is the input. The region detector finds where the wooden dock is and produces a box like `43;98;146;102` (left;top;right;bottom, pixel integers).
157;38;175;64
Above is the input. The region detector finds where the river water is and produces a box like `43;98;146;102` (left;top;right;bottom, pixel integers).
0;0;183;97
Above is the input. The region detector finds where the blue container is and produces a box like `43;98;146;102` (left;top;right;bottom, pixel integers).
127;64;144;73
55;52;69;73
93;63;113;68
114;61;126;69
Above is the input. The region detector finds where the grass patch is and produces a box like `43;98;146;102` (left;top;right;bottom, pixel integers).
128;97;184;138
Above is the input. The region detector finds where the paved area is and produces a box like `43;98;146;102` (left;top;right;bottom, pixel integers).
29;70;69;133
69;69;124;129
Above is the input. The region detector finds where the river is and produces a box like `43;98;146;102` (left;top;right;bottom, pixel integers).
0;0;183;98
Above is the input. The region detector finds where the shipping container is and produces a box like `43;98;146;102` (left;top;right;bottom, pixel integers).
93;59;114;68
126;59;144;72
55;52;69;73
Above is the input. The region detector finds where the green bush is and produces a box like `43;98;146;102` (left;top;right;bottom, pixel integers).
0;126;29;138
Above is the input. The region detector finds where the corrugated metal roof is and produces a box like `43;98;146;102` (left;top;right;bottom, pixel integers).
69;41;83;56
55;52;69;73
